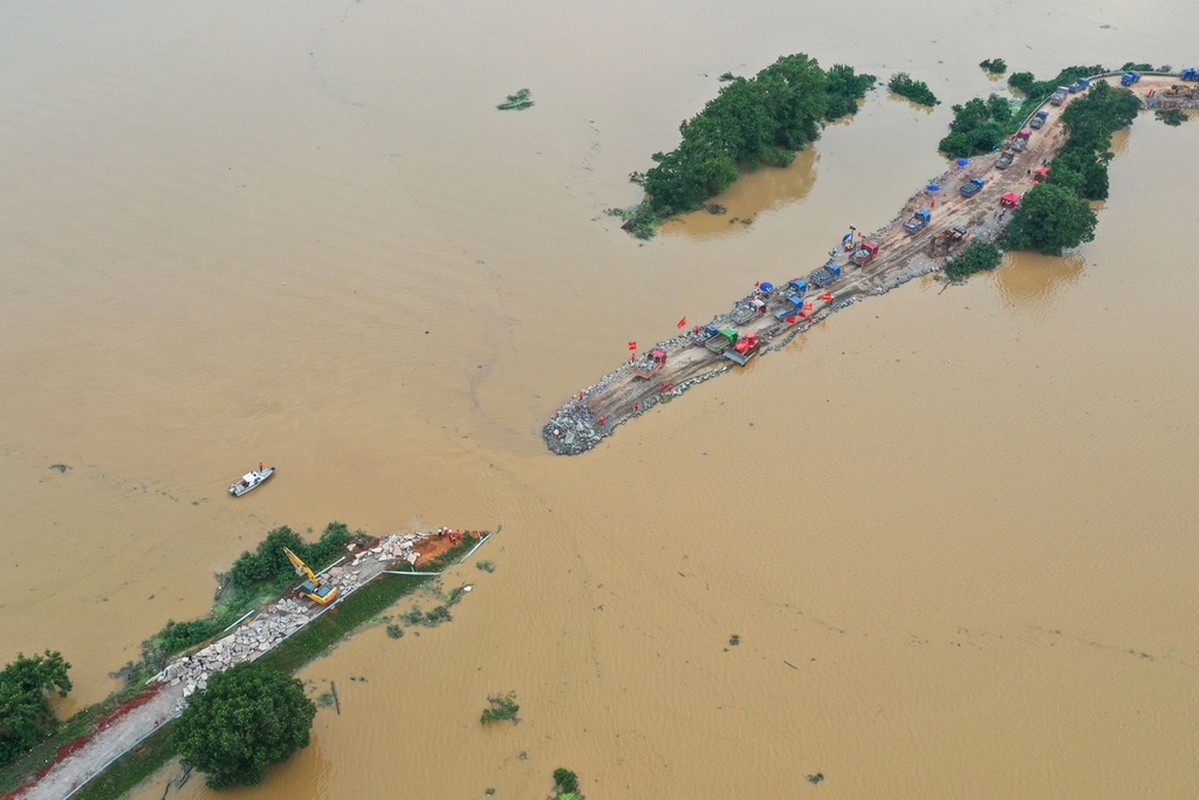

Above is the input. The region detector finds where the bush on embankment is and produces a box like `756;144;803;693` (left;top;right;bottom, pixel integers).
119;522;361;684
944;241;1003;280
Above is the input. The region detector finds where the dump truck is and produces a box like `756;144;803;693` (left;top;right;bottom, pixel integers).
723;331;761;366
1120;71;1141;87
1182;68;1199;81
1029;109;1049;129
632;349;666;379
1049;87;1069;106
849;240;879;266
693;324;720;347
959;178;985;198
995;148;1016;170
902;210;931;234
771;279;809;321
806;260;842;287
704;327;738;354
1068;78;1090;93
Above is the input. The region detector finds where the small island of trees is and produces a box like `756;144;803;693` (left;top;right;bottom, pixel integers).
615;54;875;237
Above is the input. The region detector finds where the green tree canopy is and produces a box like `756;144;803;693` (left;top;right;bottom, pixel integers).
172;663;316;789
0;650;72;766
642;54;873;216
1002;183;1097;256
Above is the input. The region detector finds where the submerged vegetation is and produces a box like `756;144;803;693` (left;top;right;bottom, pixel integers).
887;72;939;106
497;88;533;111
480;690;521;724
615;54;875;237
979;58;1007;75
1156;108;1189;126
0;650;73;767
943;241;1003;280
938;94;1017;157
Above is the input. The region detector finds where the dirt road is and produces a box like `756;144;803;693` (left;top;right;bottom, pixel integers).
543;75;1187;455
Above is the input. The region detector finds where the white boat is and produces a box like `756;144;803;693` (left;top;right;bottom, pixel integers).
229;466;275;496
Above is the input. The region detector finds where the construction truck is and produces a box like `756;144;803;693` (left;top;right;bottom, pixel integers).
693;324;720;347
806;260;842;288
1029;109;1050;129
1163;83;1197;99
928;226;969;256
902;209;931;234
704;327;738;354
1120;71;1141;87
632;349;666;379
723;331;761;366
1181;68;1199;81
284;547;340;606
849;240;879;266
959;178;985;198
1049;87;1069;106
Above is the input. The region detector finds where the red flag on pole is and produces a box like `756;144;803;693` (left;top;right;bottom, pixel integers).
786;316;797;325
821;292;832;301
677;316;687;329
802;302;813;311
754;280;760;288
628;341;637;351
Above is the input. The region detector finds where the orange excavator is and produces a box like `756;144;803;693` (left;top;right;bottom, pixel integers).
283;547;340;605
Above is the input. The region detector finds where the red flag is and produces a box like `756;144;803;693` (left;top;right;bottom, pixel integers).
754;280;760;288
677;316;687;329
628;341;637;351
798;312;808;319
821;292;832;301
786;316;797;325
802;302;813;311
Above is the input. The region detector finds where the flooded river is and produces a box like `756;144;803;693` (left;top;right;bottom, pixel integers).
2;0;1197;797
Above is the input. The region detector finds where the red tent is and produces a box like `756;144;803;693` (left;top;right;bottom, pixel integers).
1000;191;1021;208
1032;166;1050;183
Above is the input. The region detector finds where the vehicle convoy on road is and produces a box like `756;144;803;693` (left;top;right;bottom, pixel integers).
849;240;879;266
959;178;985;198
902;209;931;234
806;260;842;287
283;546;340;606
771;278;809;320
1029;109;1050;129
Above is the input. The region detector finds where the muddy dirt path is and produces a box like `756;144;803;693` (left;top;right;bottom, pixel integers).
543;75;1182;455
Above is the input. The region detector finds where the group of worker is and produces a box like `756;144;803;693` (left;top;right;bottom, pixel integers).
436;527;465;543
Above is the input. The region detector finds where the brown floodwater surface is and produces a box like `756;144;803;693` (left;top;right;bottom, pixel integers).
3;0;1198;797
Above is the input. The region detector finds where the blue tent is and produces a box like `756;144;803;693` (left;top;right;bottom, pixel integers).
759;281;774;293
927;183;940;192
955;158;969;166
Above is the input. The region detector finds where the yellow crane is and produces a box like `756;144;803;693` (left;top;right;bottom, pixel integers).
283;547;340;605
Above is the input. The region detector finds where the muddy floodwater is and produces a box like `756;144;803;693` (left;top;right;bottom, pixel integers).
3;1;1199;797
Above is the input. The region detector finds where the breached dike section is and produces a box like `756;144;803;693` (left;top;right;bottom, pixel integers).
543;74;1196;456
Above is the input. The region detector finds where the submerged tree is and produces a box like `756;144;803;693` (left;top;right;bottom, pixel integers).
0;650;72;766
173;663;315;789
1002;183;1097;256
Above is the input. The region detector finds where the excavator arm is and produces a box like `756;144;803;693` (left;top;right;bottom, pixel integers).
283;546;317;582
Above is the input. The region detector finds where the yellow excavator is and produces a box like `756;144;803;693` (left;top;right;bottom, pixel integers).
283;547;340;605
